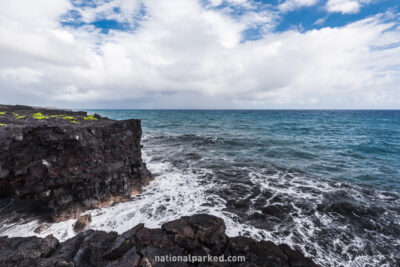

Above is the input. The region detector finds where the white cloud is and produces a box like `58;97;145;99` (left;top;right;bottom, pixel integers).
279;0;319;12
0;0;72;28
76;0;143;24
326;0;372;14
0;0;399;109
313;17;328;25
1;67;43;84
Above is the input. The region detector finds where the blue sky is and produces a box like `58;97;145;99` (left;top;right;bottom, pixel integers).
0;0;399;109
63;0;399;37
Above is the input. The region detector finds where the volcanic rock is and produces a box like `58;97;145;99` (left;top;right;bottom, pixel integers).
0;214;319;267
0;105;152;222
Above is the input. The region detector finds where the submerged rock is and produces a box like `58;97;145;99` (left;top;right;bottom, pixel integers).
0;214;319;267
0;105;152;222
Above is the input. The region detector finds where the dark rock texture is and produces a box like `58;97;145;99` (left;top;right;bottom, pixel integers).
0;105;152;221
0;214;318;267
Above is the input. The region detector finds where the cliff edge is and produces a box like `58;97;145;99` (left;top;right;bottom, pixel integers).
0;105;152;222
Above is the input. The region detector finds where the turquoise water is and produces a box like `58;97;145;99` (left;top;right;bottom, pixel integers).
87;110;400;266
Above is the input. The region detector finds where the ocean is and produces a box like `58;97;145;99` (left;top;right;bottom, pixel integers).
1;110;399;266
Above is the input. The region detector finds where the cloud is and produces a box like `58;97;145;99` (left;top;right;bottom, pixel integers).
73;0;143;24
313;17;328;25
279;0;319;12
0;0;399;108
326;0;372;14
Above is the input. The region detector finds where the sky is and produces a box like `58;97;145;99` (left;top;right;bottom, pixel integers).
0;0;399;109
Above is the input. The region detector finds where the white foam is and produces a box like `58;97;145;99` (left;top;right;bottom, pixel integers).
0;150;262;244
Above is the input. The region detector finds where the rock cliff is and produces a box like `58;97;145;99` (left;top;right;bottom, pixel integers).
0;105;152;222
0;214;318;267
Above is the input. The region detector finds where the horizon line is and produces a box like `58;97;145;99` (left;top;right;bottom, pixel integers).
80;108;400;111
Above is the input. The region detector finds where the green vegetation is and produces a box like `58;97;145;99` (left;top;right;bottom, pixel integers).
32;112;49;120
62;115;79;124
0;123;5;126
50;114;66;118
62;116;75;120
12;113;26;119
83;114;98;120
0;112;5;115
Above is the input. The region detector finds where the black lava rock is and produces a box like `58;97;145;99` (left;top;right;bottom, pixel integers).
0;105;152;222
0;214;319;267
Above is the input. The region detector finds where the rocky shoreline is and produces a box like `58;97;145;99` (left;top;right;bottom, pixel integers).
0;214;318;267
0;105;319;266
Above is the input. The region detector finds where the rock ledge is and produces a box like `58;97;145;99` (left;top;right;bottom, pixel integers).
0;214;318;267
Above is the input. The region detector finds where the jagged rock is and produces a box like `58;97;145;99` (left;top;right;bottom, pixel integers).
227;236;290;267
278;244;317;267
0;214;319;266
72;230;118;266
0;235;59;266
104;223;144;259
106;247;142;267
73;214;92;233
162;214;228;256
0;105;152;222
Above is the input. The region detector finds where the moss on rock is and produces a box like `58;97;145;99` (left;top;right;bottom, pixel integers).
32;113;49;120
62;116;75;120
12;113;26;119
50;114;66;118
83;114;98;121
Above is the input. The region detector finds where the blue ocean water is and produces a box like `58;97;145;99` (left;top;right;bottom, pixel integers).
92;110;400;192
77;109;399;266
